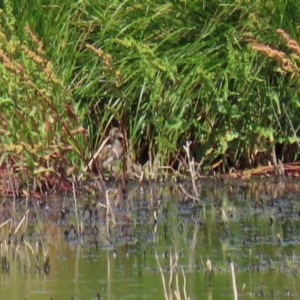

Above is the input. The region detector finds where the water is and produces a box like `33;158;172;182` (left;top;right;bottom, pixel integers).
1;179;300;299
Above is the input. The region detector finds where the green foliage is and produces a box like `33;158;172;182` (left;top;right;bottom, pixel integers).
2;0;300;185
0;1;87;187
68;0;300;170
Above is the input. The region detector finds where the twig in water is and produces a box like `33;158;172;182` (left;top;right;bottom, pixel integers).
24;240;40;269
169;248;175;294
156;249;190;300
183;141;199;198
181;266;189;300
72;179;80;236
155;250;170;300
206;259;213;286
230;262;238;300
105;190;117;236
8;171;16;212
14;209;29;235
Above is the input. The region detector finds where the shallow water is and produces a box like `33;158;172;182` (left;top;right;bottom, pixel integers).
1;179;300;299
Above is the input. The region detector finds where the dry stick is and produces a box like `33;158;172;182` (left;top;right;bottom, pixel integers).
0;239;8;256
78;135;110;180
206;259;213;286
105;190;110;237
8;172;16;212
178;184;200;202
72;179;80;236
172;251;189;300
169;249;174;295
0;241;3;257
105;190;117;236
24;204;30;233
155;250;170;300
24;240;40;269
183;141;199;198
23;242;32;269
37;237;48;262
230;262;238;300
195;157;204;174
0;218;12;230
174;273;180;300
174;265;184;300
181;266;189;300
14;209;29;235
28;198;48;262
221;208;229;224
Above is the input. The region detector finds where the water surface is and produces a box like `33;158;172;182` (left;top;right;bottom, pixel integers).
1;179;300;299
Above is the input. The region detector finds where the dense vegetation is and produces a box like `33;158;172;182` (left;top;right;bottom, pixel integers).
1;0;300;190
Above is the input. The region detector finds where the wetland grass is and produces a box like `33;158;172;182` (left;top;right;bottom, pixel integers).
0;213;50;275
1;1;300;194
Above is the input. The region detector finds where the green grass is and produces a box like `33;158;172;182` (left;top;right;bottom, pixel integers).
66;0;300;170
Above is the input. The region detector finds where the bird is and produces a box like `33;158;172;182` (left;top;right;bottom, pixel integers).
97;127;124;170
78;127;124;181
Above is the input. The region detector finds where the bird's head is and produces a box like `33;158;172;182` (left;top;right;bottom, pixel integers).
109;127;123;141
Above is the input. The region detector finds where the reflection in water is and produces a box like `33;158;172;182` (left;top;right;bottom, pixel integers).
1;179;300;299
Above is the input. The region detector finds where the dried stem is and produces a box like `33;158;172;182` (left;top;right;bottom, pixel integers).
230;262;238;300
78;135;110;180
155;250;170;300
183;141;199;198
156;249;189;300
14;209;29;235
72;179;80;236
105;190;117;236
